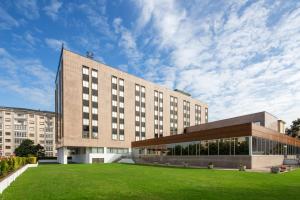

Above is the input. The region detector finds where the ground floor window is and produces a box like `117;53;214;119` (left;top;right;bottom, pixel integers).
252;136;300;155
134;136;250;156
107;148;129;154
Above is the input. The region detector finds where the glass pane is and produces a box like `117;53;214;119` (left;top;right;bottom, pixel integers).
209;140;218;155
236;137;249;155
200;140;208;155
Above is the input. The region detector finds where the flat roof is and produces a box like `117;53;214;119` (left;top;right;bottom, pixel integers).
0;106;55;115
132;123;300;148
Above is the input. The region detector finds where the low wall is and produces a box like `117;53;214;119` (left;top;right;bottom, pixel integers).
0;163;38;193
251;155;284;169
135;155;252;169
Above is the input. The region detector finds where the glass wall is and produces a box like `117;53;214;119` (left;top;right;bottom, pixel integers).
134;136;250;156
252;136;300;155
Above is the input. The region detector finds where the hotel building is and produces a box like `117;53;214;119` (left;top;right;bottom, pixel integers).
55;48;300;169
0;107;56;157
55;48;208;164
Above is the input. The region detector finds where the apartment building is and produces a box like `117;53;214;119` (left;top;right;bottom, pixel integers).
55;48;208;164
0;107;56;157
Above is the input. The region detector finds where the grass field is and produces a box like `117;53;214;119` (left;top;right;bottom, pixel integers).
1;164;300;200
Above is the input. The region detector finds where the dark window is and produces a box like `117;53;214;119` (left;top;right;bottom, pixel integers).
83;113;89;119
92;90;98;96
83;74;89;81
83;87;89;94
92;77;98;83
92;102;98;108
83;100;89;107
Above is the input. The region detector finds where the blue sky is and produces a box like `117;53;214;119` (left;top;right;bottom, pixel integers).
0;0;300;125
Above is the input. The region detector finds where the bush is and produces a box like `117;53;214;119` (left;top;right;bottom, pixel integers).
0;156;37;177
26;157;37;164
0;159;9;176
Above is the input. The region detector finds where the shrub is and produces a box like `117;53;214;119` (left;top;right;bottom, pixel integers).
26;157;37;164
0;159;9;176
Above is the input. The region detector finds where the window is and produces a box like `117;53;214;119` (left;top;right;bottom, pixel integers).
112;76;117;84
83;93;89;100
119;79;124;86
92;95;98;102
92;70;98;78
92;83;97;90
83;106;89;113
92;120;98;126
92;108;98;114
83;119;89;125
82;67;89;75
83;80;89;88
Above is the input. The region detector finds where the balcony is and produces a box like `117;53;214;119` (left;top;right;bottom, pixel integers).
14;125;27;130
14;114;27;120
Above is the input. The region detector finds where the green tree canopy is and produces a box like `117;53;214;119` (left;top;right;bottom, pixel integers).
286;118;300;138
15;139;45;157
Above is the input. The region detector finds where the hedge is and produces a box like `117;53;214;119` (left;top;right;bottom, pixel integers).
0;156;37;177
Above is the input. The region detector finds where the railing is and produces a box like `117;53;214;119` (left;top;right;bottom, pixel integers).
14;125;26;130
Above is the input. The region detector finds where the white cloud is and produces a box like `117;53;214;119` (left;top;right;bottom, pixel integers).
44;0;63;20
45;38;67;51
134;0;300;125
14;0;39;20
0;48;55;109
113;17;143;67
0;7;19;29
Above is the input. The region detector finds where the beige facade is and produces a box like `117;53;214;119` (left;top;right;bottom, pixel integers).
0;107;56;157
55;48;208;163
186;111;284;133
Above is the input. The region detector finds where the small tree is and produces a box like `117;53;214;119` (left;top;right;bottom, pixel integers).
35;144;45;158
286;118;300;138
15;139;45;157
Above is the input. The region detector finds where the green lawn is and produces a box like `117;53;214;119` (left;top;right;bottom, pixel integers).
1;164;300;200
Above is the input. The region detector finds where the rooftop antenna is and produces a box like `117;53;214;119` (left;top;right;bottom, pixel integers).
86;51;94;59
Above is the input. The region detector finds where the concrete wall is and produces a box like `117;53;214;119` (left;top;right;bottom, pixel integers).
251;155;284;169
71;147;130;163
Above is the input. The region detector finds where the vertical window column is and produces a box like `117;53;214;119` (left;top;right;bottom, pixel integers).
135;84;146;141
205;108;208;123
91;69;98;139
183;100;190;128
112;76;118;140
111;76;125;141
119;79;125;141
195;104;201;125
154;91;164;138
82;66;90;138
170;96;178;135
140;86;146;140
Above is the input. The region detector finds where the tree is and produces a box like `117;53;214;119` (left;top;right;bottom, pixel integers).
286;118;300;138
15;139;45;157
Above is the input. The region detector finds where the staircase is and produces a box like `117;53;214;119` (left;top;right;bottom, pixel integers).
112;154;135;164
